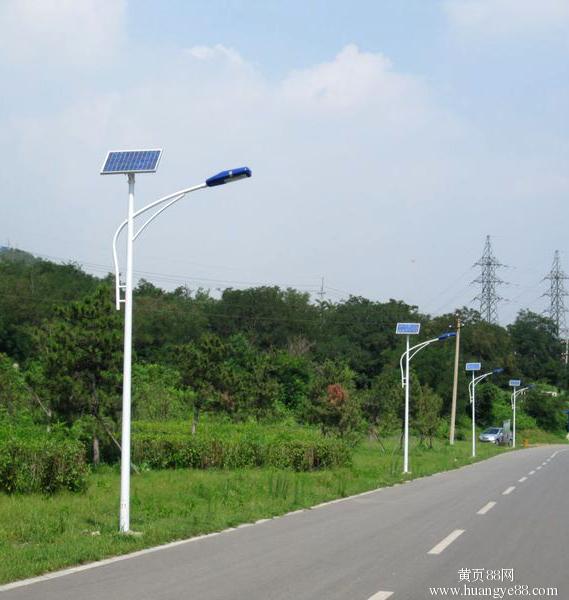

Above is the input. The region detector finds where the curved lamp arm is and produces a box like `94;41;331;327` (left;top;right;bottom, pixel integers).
112;183;207;309
399;335;450;386
469;368;503;402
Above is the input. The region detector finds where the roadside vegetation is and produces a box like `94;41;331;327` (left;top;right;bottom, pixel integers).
0;247;567;582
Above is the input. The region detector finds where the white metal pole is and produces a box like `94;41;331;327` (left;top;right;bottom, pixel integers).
119;173;135;533
471;371;476;458
512;387;517;449
404;335;410;473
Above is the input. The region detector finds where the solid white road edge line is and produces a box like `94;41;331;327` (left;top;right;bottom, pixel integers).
367;592;394;600
502;486;515;495
428;529;466;555
477;501;497;515
518;476;527;482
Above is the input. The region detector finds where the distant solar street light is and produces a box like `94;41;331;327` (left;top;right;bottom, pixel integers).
396;324;455;474
102;149;251;533
467;365;503;457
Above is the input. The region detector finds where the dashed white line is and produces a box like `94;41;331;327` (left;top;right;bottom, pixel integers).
477;501;497;515
537;466;542;470
367;591;394;600
428;529;465;555
502;486;516;495
529;470;536;475
518;476;527;483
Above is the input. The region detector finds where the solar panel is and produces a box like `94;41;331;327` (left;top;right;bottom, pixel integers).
101;149;162;175
396;323;421;335
465;362;481;371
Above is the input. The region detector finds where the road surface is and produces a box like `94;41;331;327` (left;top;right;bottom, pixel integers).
2;445;567;599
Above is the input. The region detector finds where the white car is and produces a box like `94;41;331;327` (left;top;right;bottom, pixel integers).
479;427;504;443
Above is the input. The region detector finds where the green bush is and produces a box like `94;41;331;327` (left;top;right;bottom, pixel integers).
0;435;89;494
131;420;352;472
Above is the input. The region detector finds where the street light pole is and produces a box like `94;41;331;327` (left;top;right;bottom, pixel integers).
510;383;531;449
103;152;252;533
471;370;476;458
119;173;135;532
404;334;410;473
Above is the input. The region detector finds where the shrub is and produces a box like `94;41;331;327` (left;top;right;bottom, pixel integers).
131;421;352;472
0;435;88;494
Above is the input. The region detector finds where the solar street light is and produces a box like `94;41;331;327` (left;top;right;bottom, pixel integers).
468;366;503;457
510;381;532;449
396;327;455;474
102;149;252;533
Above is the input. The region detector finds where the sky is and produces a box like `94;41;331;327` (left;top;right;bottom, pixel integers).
1;0;568;324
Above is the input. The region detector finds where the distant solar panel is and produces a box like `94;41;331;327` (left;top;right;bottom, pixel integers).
101;149;162;175
465;362;481;371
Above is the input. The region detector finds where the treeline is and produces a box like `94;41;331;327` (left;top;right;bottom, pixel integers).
1;247;567;465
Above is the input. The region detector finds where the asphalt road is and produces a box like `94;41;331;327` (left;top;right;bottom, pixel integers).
2;445;567;599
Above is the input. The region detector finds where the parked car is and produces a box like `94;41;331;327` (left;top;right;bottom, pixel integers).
479;427;504;443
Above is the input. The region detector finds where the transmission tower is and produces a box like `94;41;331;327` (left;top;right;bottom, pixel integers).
317;277;326;302
543;250;568;338
473;235;506;324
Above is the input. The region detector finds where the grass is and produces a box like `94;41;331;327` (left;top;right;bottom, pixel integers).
0;436;561;584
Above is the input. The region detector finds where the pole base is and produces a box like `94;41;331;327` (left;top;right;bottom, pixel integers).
120;530;143;537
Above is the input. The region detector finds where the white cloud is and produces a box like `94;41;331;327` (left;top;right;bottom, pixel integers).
187;44;245;65
444;0;569;38
0;0;126;67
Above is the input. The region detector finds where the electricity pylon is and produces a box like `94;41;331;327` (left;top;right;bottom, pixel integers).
543;250;568;347
473;235;506;324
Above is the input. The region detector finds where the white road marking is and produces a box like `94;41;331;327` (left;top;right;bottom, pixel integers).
518;476;527;483
537;466;542;470
542;462;547;466
529;470;536;475
428;529;465;555
502;486;515;495
367;591;394;600
477;501;497;515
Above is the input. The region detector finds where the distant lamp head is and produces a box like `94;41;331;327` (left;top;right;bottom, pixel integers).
438;332;456;341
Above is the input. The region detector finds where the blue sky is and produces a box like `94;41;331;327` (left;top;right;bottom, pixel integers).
1;0;568;324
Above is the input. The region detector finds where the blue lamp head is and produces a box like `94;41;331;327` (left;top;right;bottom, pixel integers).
493;368;504;374
438;332;457;341
206;166;252;187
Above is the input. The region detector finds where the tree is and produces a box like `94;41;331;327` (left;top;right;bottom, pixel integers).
316;298;421;387
362;368;403;447
508;310;563;385
32;287;122;464
0;354;30;416
211;286;318;350
303;359;364;439
523;388;567;432
413;385;443;448
132;363;188;421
